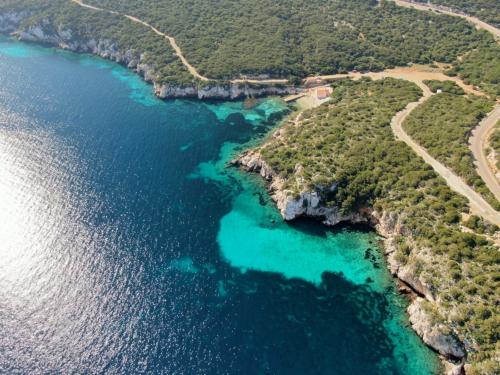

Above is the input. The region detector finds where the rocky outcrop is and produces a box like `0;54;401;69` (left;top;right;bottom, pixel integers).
0;12;297;100
235;149;369;225
445;362;465;375
235;147;467;373
408;298;466;359
155;80;296;100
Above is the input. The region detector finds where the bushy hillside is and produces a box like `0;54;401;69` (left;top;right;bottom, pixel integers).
82;0;491;79
403;91;497;208
258;79;499;374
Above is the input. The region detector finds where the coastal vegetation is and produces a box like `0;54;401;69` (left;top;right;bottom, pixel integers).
402;91;499;209
447;43;500;98
258;78;499;373
0;0;196;86
2;0;494;84
84;0;493;79
430;0;500;28
1;1;499;372
423;79;465;95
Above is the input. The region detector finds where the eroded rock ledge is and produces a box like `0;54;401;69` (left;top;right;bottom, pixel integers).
233;149;466;375
0;12;296;100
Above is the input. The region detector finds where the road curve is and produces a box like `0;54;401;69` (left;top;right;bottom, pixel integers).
470;105;500;201
393;0;500;40
391;87;500;226
70;0;289;85
70;0;210;81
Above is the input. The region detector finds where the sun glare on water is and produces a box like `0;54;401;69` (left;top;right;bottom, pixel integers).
0;115;77;287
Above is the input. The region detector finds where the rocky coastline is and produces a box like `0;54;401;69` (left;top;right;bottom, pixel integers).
1;9;468;374
233;148;467;375
0;11;297;101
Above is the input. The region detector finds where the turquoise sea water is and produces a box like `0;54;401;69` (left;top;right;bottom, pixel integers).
0;37;440;374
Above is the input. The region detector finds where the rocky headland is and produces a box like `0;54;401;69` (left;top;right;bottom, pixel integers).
233;148;467;375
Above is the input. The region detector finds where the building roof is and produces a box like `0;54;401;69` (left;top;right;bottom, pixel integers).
316;87;331;99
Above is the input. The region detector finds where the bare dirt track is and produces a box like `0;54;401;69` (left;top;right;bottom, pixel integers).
70;0;210;81
71;0;289;84
70;0;500;224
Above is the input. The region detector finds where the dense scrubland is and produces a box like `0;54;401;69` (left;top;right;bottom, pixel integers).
0;0;196;86
403;89;498;208
2;0;499;96
85;0;492;79
260;78;499;374
430;0;500;28
1;2;499;372
423;79;465;95
447;43;500;97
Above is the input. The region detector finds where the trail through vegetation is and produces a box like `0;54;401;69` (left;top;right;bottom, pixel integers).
70;0;210;81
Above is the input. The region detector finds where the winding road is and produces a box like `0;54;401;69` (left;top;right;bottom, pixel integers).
389;85;500;226
393;1;500;41
70;0;210;81
470;106;500;201
70;0;288;84
69;0;500;223
314;72;500;225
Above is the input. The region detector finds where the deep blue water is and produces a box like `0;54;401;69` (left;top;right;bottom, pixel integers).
0;38;440;374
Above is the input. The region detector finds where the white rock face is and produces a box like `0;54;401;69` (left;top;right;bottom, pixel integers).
397;264;435;301
408;298;466;359
235;150;369;226
445;362;465;375
154;82;296;100
0;12;296;100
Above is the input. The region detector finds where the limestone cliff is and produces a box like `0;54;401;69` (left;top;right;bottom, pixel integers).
0;12;296;100
234;148;466;375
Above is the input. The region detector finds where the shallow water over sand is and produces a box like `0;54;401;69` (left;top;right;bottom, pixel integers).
0;37;440;374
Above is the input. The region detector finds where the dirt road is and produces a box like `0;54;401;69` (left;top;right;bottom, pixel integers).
70;0;209;81
71;0;290;84
316;66;483;96
470;106;500;201
390;87;500;225
394;0;500;40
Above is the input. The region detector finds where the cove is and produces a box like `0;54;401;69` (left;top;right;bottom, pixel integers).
0;36;440;374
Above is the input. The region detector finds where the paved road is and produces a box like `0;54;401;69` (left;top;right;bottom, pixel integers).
391;86;500;226
470;106;500;201
394;0;500;40
70;0;500;224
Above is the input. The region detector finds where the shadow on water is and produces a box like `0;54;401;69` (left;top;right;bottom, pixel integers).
213;267;400;375
287;216;376;239
0;38;440;375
